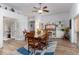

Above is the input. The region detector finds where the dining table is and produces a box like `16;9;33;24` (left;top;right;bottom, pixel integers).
23;31;49;54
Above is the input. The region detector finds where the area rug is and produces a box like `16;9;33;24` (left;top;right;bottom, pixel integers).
17;47;32;55
16;41;57;55
35;41;57;55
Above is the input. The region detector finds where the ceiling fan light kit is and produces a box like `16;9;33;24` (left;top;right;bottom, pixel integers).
38;9;43;14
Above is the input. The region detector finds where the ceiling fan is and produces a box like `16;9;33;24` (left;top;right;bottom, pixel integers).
32;3;49;14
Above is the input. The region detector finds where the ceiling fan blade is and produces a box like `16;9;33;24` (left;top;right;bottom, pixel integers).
43;6;47;9
32;10;38;12
43;10;49;12
33;7;39;10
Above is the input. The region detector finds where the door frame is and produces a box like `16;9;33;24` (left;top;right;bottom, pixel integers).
74;14;79;44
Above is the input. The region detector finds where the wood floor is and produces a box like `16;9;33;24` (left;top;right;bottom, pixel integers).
0;39;79;55
55;39;79;55
0;39;26;55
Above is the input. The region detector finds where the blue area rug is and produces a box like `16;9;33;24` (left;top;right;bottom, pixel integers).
17;47;32;55
17;47;54;55
44;52;54;55
35;52;54;55
17;41;57;55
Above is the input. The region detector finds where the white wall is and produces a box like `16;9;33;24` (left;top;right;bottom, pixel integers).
0;7;28;48
39;13;70;28
34;13;70;37
0;10;3;48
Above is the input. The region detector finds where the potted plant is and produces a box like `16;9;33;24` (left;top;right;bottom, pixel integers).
37;29;41;35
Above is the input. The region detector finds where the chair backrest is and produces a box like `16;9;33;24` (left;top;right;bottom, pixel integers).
26;31;35;38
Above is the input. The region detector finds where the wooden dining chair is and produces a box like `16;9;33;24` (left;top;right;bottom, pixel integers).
26;32;40;53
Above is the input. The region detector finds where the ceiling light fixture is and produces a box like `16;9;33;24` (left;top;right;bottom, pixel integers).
38;9;43;14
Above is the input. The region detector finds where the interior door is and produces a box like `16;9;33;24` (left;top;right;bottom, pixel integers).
76;16;79;44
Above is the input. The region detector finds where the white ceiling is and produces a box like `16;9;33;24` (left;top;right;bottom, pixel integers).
4;3;74;16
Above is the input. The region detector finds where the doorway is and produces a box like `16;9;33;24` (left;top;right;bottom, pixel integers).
3;17;18;41
29;21;35;31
